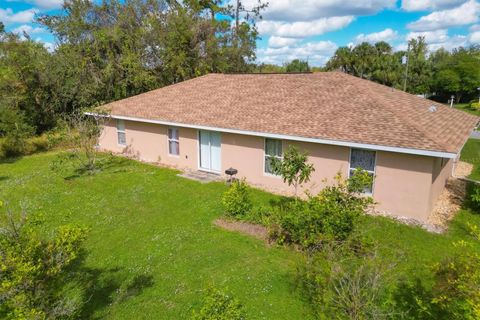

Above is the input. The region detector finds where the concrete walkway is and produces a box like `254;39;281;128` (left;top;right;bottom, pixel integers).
177;170;223;184
471;130;480;139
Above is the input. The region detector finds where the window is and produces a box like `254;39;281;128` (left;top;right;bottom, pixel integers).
349;148;376;194
264;139;282;175
168;127;179;155
116;119;126;146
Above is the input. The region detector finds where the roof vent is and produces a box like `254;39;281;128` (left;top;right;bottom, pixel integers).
428;105;437;113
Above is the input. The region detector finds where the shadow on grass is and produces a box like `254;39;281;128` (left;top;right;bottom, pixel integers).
0;156;23;164
0;176;9;182
78;265;155;319
63;156;132;181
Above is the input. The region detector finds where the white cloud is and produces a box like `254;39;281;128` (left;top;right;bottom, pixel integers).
12;24;45;35
0;8;37;25
257;16;355;38
470;31;480;43
407;29;449;43
240;0;395;21
407;0;480;31
257;40;338;66
355;28;398;43
404;30;470;51
41;41;54;52
401;0;467;11
28;0;63;9
268;36;299;48
470;24;480;31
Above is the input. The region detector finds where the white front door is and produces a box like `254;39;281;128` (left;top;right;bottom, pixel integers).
199;130;221;172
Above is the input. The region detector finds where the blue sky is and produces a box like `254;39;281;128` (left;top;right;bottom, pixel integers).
1;0;480;65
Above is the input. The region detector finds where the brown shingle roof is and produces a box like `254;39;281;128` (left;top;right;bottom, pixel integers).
102;72;478;155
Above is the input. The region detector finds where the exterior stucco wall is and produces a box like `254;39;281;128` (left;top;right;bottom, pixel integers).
429;158;453;212
99;119;198;169
221;133;350;195
98;119;452;222
374;152;434;221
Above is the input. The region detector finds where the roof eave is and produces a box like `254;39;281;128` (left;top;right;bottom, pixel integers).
86;112;459;159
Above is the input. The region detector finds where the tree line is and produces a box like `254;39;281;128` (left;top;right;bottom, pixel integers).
325;38;480;103
1;0;480;142
0;0;264;137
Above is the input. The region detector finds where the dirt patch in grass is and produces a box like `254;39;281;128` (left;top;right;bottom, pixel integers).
214;218;269;242
454;161;474;179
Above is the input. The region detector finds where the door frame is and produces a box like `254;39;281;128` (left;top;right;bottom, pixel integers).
197;130;222;173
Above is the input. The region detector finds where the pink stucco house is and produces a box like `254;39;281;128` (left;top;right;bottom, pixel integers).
95;72;478;222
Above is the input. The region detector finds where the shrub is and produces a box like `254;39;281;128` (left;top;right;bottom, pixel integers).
296;240;394;319
192;287;246;320
222;179;252;218
396;241;480;320
243;205;272;225
470;185;480;210
429;241;480;320
469;101;480;110
269;171;373;248
26;135;50;153
0;203;88;319
0;107;34;158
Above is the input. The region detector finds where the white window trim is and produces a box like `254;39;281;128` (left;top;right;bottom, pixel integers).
116;119;126;146
263;138;283;177
348;148;377;195
167;127;180;157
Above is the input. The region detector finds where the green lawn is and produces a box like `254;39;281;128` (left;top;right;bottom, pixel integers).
461;139;480;181
455;103;480;117
1;150;479;319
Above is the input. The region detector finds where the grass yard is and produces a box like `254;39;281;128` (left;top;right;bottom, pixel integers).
1;148;480;319
461;139;480;181
455;103;480;117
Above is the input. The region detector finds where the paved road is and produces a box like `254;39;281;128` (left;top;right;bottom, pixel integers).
471;131;480;139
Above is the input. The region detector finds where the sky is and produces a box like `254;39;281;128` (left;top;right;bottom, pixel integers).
1;0;480;66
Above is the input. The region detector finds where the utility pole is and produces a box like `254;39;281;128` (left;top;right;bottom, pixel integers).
403;43;410;92
235;0;240;35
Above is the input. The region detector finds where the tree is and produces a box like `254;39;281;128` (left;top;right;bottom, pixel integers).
0;29;53;133
270;145;315;197
285;59;310;72
403;37;432;94
51;108;110;175
0;202;88;319
326;46;354;74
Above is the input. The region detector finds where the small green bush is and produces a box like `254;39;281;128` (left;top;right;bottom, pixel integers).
469;101;480;110
470;185;480;210
192;287;246;320
269;171;373;248
296;239;393;319
222;179;252;217
429;242;480;320
27;135;49;153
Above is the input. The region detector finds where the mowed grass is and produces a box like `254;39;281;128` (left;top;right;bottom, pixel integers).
455;103;480;117
1;148;480;319
461;139;480;181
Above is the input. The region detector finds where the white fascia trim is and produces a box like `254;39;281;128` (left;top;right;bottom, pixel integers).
86;113;458;159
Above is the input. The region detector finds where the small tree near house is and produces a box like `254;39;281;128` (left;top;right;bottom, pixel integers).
270;145;315;197
51;108;110;175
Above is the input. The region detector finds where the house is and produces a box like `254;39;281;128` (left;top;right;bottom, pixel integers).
95;72;478;222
